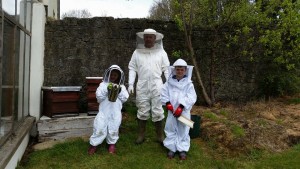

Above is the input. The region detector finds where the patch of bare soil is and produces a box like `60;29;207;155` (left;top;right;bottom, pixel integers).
191;96;300;156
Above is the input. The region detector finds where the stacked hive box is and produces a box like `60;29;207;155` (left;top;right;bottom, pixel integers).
42;86;82;118
86;77;103;115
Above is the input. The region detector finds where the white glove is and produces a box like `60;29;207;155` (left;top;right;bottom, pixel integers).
128;85;134;94
128;69;136;94
128;70;136;84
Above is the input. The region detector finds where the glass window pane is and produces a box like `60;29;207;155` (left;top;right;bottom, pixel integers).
0;15;5;145
0;0;32;146
1;19;15;141
2;20;14;117
3;0;16;16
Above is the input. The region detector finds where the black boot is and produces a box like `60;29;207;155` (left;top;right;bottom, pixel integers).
155;120;165;144
135;119;147;144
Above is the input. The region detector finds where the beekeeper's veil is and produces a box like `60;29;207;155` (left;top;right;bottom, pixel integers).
103;65;125;85
136;28;164;49
168;59;194;81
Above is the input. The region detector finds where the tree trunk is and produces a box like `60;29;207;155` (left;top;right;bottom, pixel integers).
210;48;216;105
187;35;212;106
179;0;212;106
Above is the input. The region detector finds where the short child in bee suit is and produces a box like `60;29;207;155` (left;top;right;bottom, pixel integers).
88;65;129;155
160;59;197;160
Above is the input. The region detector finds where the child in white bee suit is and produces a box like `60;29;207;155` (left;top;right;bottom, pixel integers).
160;59;197;160
88;65;129;155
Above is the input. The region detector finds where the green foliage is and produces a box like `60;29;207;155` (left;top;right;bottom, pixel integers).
155;0;300;99
276;118;284;125
206;138;219;150
223;0;300;97
172;0;195;31
230;124;245;138
171;50;183;59
258;70;300;97
250;144;300;169
253;0;300;97
219;109;229;117
288;98;300;104
203;111;219;121
246;148;264;161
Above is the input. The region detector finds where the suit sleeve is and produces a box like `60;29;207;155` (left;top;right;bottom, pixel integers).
118;85;129;103
128;51;137;86
161;50;170;79
178;83;197;110
95;82;108;103
160;82;170;105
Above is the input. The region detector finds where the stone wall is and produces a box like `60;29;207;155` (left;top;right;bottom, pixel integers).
44;17;259;109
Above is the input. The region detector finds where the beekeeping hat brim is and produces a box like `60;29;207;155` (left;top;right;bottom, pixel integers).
136;28;164;40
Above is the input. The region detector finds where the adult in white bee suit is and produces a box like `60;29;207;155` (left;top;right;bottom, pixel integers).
128;28;170;144
88;65;129;155
161;59;197;160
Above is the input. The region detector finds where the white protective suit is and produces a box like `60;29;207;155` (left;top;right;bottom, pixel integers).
161;59;197;152
128;29;170;122
89;65;129;146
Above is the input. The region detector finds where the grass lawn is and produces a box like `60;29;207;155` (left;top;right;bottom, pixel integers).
17;104;300;169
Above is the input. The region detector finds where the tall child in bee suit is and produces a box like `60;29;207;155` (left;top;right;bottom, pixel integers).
161;59;197;160
128;28;170;144
88;65;129;155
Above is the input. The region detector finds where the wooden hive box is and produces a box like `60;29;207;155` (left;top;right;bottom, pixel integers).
86;77;103;115
42;86;82;118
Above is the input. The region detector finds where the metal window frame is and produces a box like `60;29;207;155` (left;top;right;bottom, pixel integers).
0;0;32;146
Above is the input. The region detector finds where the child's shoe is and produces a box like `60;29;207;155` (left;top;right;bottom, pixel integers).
88;145;97;155
179;151;187;160
108;144;116;154
167;150;175;159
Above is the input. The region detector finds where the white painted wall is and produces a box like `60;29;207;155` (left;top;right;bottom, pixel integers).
29;2;46;120
41;0;59;19
4;134;29;169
